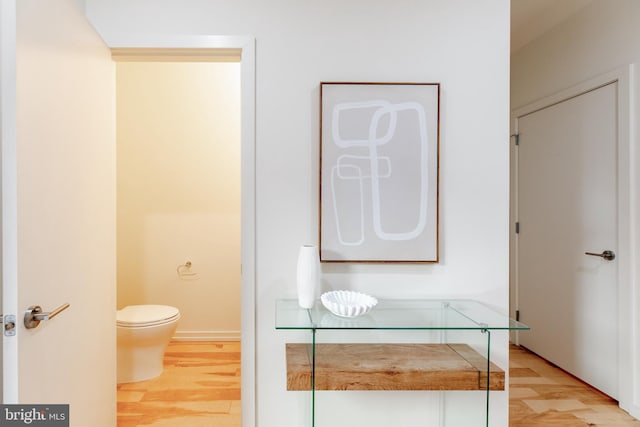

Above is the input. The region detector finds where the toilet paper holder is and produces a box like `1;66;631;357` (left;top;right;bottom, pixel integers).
177;260;199;280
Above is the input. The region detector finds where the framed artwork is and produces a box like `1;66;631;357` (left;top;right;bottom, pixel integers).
320;82;440;262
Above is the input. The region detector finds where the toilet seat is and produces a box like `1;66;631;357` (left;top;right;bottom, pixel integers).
117;305;180;328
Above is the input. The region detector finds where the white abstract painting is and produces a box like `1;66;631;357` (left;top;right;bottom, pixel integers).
320;83;439;262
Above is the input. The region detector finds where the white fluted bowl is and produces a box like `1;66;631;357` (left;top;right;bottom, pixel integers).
321;290;378;318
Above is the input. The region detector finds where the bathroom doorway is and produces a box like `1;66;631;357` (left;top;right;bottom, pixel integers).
2;7;256;420
113;53;242;424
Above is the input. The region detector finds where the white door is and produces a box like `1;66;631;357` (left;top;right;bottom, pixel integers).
2;1;116;424
516;82;618;398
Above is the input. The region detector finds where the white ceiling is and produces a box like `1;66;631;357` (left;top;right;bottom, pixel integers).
511;0;594;53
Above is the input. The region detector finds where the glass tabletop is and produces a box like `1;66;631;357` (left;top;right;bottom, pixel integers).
275;299;530;331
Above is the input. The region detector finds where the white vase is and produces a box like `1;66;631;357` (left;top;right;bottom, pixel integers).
296;245;320;309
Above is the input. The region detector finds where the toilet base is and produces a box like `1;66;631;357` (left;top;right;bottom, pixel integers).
117;344;167;383
116;319;178;384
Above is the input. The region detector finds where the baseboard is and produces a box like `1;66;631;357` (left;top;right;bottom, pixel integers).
619;401;640;421
173;330;241;341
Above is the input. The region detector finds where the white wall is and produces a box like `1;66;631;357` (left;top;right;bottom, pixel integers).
87;1;511;426
116;61;241;340
511;0;640;107
16;0;116;424
511;0;640;418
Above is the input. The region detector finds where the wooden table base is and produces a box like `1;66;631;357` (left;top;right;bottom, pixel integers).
286;343;504;391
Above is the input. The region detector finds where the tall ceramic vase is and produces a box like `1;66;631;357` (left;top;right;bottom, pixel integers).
296;244;319;309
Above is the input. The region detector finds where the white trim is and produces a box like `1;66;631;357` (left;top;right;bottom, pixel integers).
1;0;19;403
512;65;635;417
80;28;258;427
105;34;253;51
173;330;241;342
630;63;640;419
239;38;257;427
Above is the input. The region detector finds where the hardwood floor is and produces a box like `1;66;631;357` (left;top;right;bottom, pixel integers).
510;344;640;426
117;341;240;427
117;341;640;426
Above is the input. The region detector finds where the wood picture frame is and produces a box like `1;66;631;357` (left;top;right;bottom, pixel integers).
319;82;440;262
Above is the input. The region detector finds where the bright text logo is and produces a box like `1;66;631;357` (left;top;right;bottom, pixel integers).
1;405;68;426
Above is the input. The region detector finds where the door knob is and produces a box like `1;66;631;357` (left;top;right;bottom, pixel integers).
584;250;616;261
24;303;70;329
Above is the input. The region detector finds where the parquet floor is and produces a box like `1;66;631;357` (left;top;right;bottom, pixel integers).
117;341;241;427
510;343;640;426
116;341;640;426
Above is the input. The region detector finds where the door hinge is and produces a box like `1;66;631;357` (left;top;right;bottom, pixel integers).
511;133;520;146
515;222;520;234
515;310;520;321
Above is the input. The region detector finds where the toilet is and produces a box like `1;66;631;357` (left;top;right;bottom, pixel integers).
117;304;181;383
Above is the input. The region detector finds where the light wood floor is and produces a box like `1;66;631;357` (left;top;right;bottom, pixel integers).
117;341;640;426
117;341;240;427
510;343;640;426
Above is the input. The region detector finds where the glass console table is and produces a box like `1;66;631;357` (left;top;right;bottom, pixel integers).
276;299;529;427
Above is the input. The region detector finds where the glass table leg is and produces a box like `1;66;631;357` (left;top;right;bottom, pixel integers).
483;328;491;427
312;328;316;427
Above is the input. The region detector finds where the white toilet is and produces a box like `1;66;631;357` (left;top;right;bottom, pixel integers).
117;304;181;383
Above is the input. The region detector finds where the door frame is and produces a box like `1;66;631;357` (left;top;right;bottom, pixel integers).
110;40;256;426
511;65;636;415
1;0;19;403
109;37;257;426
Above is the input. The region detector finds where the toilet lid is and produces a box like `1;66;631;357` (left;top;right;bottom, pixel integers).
117;305;180;327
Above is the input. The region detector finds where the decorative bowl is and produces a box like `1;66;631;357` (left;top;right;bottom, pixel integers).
320;290;378;318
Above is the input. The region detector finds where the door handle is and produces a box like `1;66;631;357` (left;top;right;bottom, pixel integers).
585;250;616;261
24;303;70;329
